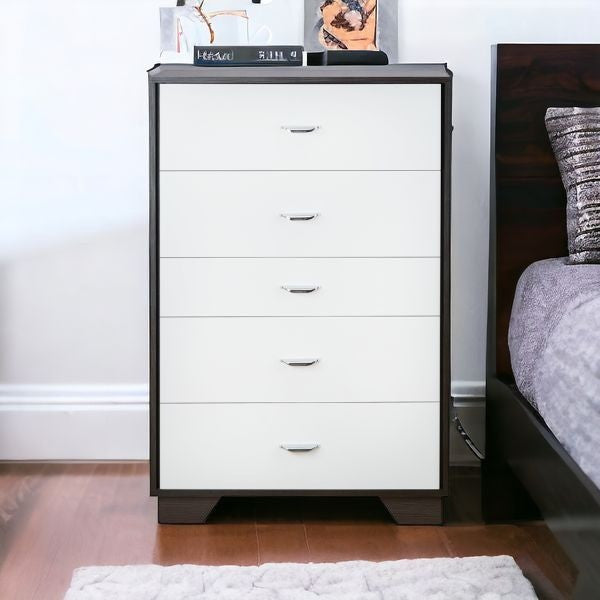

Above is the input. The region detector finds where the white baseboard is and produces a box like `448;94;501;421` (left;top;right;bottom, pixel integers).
0;384;148;460
451;380;485;400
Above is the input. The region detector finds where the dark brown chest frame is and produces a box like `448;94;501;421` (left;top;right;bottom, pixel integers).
149;64;453;525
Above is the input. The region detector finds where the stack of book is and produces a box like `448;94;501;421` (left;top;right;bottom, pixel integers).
194;45;302;67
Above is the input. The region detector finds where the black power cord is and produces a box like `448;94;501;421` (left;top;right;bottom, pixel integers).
453;415;485;461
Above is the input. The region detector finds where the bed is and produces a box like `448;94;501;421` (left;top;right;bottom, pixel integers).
509;258;600;490
485;44;600;599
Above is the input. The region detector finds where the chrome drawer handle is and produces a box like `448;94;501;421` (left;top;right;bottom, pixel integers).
281;125;319;134
281;285;320;294
280;213;320;222
281;358;319;367
281;443;319;452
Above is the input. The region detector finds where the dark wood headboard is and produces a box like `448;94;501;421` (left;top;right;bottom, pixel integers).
488;44;600;381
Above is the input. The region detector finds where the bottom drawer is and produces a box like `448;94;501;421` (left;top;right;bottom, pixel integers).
160;403;440;490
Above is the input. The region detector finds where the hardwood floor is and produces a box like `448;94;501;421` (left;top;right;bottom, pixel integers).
0;463;576;599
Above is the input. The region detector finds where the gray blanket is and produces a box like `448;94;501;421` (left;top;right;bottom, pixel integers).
509;257;600;488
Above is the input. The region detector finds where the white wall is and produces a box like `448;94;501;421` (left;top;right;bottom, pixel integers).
397;0;600;390
0;0;162;257
0;0;599;457
0;0;161;458
0;227;148;384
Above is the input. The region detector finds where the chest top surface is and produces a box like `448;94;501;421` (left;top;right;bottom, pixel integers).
148;63;452;85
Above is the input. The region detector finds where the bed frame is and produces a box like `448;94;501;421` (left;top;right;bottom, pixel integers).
485;44;600;598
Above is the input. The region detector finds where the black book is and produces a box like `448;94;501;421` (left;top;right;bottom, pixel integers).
194;46;303;67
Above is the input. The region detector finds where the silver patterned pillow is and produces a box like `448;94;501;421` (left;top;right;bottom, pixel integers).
546;107;600;264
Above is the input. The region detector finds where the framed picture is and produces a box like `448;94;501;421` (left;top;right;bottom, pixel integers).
160;0;304;63
304;0;398;62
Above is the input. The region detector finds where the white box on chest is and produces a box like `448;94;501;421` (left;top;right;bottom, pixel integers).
149;64;451;525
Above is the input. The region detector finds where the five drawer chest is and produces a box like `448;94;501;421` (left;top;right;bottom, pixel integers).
149;64;452;524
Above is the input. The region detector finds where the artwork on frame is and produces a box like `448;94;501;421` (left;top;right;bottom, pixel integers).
160;0;304;63
319;0;378;51
304;0;398;62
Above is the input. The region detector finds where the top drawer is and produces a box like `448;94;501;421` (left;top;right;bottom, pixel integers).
159;84;441;171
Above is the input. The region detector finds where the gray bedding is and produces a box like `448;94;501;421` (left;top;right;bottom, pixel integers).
509;257;600;488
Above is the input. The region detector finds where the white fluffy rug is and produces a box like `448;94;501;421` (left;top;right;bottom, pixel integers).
64;556;537;599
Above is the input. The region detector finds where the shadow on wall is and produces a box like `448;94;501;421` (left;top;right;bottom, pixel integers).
0;224;149;385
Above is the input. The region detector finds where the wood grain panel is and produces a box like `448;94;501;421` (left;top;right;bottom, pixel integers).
442;523;573;599
0;463;576;600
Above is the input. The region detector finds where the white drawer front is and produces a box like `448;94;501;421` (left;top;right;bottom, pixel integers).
160;403;440;490
160;317;440;404
160;258;440;317
160;171;440;258
159;84;441;171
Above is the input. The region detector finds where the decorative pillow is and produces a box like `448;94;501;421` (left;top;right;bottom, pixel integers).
545;107;600;264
